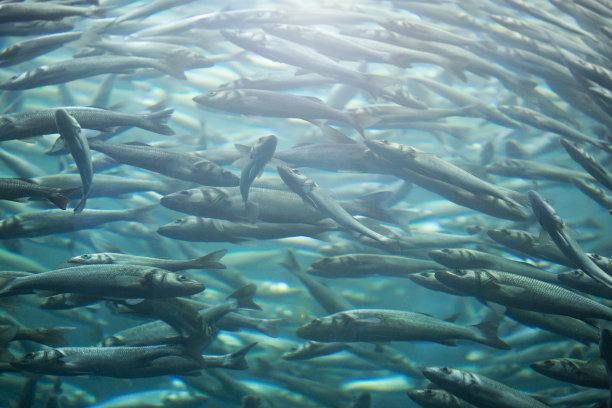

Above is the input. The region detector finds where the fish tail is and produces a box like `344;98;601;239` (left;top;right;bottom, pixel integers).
365;74;398;99
153;59;187;80
227;283;262;311
256;318;286;338
48;192;70;210
350;113;380;139
128;204;157;223
142;108;175;135
279;248;302;273
388;54;414;69
218;342;257;370
187;249;227;270
473;320;511;350
35;326;76;347
85;7;107;19
73;195;88;214
0;325;17;345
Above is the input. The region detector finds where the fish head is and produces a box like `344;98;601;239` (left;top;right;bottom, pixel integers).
54;108;81;132
308;256;343;273
68;253;113;265
193;90;238;110
428;249;460;264
221;29;266;48
407;389;453;406
528;190;564;231
161;187;232;213
422;366;477;390
277;165;314;195
261;22;298;38
143;268;205;296
192;161;239;187
251;134;277;160
100;334;123;347
296;317;335;341
434;269;477;293
11;349;64;371
529;359;560;375
557;269;586;283
157;217;194;238
39;294;69;309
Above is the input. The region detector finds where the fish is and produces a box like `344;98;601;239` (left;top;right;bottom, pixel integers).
308;254;439;278
0;178;70;210
560;139;612;190
0;31;83;67
528;190;612;289
88;140;239;186
0;3;104;23
193;89;376;138
297;308;509;349
54;109;93;213
422;366;549;408
234;134;277;206
0;106;175;141
157;216;337;243
0;264;205;299
279;248;353;314
364;139;526;208
435;269;612;321
221;29;398;99
0;206;153;239
0;324;75;347
68;248;227;271
277;165;392;245
281;341;350;361
531;357;609;389
10;345;201;377
428;248;558;283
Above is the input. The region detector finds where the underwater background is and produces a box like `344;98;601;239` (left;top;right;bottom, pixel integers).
0;0;611;407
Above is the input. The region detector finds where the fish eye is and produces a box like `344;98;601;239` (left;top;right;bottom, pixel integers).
81;254;91;259
208;92;217;96
441;367;452;374
22;352;36;361
179;191;190;195
177;275;189;282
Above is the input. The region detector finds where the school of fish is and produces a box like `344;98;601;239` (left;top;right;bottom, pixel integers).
0;0;611;407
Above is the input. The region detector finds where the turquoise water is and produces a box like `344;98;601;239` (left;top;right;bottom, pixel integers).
0;0;611;407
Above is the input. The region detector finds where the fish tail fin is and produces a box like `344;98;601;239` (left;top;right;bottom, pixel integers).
256;318;286;338
154;58;187;80
473;320;511;350
350;113;380;138
365;74;398;99
245;201;259;223
227;284;261;311
253;356;274;376
73;196;87;214
129;204;157;223
218;342;257;370
0;325;17;345
142;108;174;135
388;54;413;68
48;192;70;210
36;326;76;347
85;7;107;19
187;249;227;270
279;248;302;274
596;140;612;155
